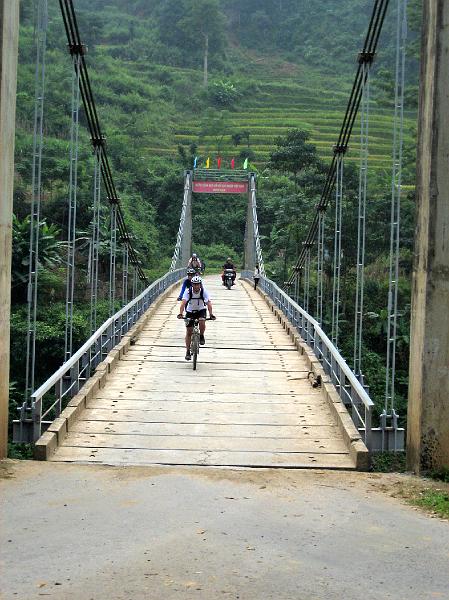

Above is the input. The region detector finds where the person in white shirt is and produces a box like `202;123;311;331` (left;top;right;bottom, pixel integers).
254;264;260;289
177;276;215;360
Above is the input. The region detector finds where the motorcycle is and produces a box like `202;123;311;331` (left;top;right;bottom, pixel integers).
224;268;234;290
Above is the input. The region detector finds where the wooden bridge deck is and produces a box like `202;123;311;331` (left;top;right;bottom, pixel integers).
50;276;356;469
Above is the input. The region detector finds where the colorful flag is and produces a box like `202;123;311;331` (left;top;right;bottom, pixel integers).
243;157;248;169
193;156;198;168
217;157;221;169
206;157;210;169
231;158;235;169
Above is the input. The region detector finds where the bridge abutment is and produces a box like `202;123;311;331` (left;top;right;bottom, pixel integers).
0;0;19;458
407;1;449;473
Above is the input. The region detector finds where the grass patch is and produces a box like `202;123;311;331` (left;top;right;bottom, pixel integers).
413;489;449;519
371;451;406;473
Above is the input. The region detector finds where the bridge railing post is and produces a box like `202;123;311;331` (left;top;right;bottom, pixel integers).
101;328;109;361
33;397;42;442
70;361;80;398
364;405;372;450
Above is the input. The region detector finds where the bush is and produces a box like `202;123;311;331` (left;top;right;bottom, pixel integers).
208;80;242;107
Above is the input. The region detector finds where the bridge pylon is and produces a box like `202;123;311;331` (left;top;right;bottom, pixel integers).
170;170;192;271
244;174;256;271
408;0;449;473
0;0;19;458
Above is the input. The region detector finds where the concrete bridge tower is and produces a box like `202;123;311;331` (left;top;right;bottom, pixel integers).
407;1;449;473
0;1;19;458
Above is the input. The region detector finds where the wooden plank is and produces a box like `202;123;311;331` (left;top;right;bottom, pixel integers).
79;407;334;427
88;398;327;411
106;368;310;381
119;356;306;367
93;390;320;402
69;420;340;439
110;362;307;374
51;446;355;469
100;382;315;395
60;432;349;453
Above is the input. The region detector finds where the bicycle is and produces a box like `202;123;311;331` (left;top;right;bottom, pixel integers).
181;316;215;370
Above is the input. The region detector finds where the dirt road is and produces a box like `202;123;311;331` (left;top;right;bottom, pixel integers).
1;460;448;600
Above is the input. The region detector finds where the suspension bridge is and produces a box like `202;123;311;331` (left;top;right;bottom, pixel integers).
0;0;448;475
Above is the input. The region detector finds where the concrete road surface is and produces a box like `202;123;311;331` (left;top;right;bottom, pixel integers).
1;460;448;600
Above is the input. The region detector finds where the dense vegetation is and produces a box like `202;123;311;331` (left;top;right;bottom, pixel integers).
10;0;421;448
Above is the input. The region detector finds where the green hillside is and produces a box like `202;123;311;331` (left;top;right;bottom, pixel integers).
78;0;419;172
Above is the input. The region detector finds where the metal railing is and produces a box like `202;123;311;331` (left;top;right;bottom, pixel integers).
242;272;374;449
13;269;184;443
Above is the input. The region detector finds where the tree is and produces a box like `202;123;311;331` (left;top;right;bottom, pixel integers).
268;129;319;187
11;215;63;303
180;0;226;86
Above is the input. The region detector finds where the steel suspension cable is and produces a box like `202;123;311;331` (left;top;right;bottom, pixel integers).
286;0;389;286
316;208;325;325
89;145;102;335
25;0;48;401
353;60;371;376
331;152;344;348
109;204;118;316
250;175;265;276
64;52;81;361
170;172;192;271
58;0;148;285
385;0;408;422
293;268;299;305
303;244;311;314
132;266;138;298
122;245;129;305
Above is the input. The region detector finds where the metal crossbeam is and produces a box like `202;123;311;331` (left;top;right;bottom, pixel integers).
193;168;248;182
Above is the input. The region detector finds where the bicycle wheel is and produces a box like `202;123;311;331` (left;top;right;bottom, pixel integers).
191;338;199;370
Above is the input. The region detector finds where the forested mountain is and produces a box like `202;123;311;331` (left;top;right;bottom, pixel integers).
10;0;422;450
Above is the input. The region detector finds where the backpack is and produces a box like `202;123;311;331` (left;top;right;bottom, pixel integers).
188;285;205;304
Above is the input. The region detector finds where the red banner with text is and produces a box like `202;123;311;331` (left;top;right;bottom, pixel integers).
192;181;248;194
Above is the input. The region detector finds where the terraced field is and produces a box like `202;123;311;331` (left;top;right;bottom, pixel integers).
170;75;417;171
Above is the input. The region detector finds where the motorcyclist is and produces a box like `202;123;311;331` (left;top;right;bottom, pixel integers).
187;253;203;273
221;257;236;286
177;268;196;301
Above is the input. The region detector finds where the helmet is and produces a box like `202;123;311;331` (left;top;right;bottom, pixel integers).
191;275;202;285
187;268;196;275
227;257;232;262
192;253;197;257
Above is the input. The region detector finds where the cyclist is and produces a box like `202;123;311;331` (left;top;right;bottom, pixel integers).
221;257;236;286
187;253;203;273
177;267;196;300
177;275;215;360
